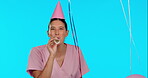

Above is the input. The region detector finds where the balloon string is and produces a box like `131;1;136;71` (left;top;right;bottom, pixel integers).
68;0;79;47
72;15;79;46
120;0;142;75
68;0;77;48
68;0;82;77
128;0;133;75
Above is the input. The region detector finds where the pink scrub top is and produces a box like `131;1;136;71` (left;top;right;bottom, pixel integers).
26;44;89;78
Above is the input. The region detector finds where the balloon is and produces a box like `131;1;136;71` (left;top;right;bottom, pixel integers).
126;74;146;78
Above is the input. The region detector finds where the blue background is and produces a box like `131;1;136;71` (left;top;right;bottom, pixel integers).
0;0;147;78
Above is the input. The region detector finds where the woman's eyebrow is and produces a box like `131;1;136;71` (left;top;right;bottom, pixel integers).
59;26;64;28
50;25;55;27
50;26;55;28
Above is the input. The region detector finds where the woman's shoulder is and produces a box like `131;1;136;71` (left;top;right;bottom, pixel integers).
66;43;76;48
31;44;47;52
66;43;81;51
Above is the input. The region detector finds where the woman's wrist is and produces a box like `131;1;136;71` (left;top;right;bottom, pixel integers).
49;54;56;59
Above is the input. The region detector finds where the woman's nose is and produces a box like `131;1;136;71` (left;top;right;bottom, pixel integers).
55;30;59;35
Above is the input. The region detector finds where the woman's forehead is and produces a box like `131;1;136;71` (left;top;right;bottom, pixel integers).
50;20;64;25
50;21;64;27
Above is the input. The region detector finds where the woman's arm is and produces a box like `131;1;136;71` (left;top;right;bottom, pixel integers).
32;55;55;78
32;38;57;78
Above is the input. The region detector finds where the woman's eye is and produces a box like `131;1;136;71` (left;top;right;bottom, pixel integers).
51;28;55;30
60;28;64;30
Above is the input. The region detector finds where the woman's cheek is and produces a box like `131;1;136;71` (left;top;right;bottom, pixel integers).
50;31;55;36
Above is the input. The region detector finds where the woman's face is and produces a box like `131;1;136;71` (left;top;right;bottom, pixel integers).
48;20;68;44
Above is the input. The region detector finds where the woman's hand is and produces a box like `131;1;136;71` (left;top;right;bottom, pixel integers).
47;37;58;58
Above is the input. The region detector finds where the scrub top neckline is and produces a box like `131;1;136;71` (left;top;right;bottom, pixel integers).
55;43;68;70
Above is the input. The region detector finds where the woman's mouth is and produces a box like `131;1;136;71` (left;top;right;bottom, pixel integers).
57;37;60;39
54;39;60;44
54;37;60;44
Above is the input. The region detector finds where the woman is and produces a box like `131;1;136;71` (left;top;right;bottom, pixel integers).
27;1;89;78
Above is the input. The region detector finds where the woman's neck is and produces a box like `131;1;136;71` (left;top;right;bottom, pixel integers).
56;43;66;56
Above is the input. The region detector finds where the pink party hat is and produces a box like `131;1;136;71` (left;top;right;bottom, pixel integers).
126;74;146;78
51;1;64;19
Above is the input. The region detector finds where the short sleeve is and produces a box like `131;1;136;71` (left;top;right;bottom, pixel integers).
26;47;43;76
78;48;89;76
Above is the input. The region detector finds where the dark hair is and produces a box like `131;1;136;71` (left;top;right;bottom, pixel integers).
47;18;68;32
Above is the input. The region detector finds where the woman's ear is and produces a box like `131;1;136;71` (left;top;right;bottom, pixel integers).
65;30;69;37
47;30;51;37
